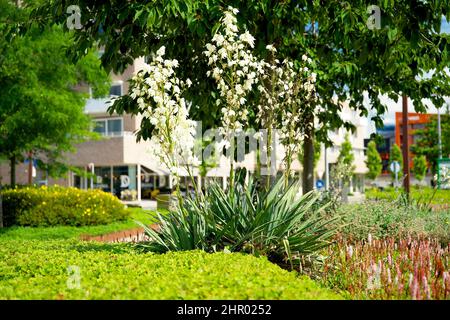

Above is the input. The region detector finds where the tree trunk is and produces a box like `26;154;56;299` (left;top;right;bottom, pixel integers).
302;118;315;194
10;155;16;188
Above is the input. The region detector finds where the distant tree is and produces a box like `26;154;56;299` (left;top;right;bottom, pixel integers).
0;1;110;186
330;134;355;202
411;111;450;174
390;144;404;180
337;134;355;182
365;140;382;181
412;155;428;183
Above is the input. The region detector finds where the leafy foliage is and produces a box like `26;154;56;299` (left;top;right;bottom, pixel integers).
0;1;110;180
365;140;382;180
137;174;337;264
337;134;355;182
26;1;450;140
1;186;129;227
0;241;341;299
411;112;450;174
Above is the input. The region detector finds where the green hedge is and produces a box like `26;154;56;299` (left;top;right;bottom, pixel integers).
1;186;129;227
0;240;341;300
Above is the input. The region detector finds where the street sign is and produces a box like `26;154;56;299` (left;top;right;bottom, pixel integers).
316;179;324;189
390;161;400;174
390;161;401;189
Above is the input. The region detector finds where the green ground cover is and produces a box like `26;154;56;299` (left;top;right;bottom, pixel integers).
0;208;340;300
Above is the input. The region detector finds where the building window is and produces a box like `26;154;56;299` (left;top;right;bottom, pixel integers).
93;120;106;135
109;82;123;96
108;119;122;135
93;118;123;136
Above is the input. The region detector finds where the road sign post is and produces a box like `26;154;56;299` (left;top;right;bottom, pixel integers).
390;161;401;190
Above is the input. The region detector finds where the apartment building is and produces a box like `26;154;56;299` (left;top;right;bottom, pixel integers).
316;102;369;194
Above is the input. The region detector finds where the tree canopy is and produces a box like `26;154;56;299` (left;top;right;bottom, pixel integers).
24;0;450;192
0;0;110;184
26;0;450;134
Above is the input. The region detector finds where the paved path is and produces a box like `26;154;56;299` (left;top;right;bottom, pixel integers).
80;224;159;243
121;200;157;210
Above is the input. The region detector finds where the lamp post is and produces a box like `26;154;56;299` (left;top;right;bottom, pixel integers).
88;163;94;189
437;105;443;160
324;144;329;190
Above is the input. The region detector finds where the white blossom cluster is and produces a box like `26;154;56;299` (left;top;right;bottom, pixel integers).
129;46;197;180
257;48;318;173
204;6;261;137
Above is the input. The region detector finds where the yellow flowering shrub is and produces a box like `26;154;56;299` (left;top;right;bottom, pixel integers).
1;186;129;227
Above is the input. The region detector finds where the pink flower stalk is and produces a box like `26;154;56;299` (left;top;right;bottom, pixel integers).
410;277;420;300
422;275;431;300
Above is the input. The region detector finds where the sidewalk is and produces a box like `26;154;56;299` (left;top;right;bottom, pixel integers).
121;200;157;211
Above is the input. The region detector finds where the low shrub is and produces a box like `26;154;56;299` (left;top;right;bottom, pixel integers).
1;186;129;227
0;240;341;300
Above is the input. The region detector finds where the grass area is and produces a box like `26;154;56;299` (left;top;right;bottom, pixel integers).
0;239;340;299
365;186;450;206
0;208;164;241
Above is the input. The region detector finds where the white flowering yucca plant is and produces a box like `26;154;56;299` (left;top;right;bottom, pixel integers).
204;6;262;185
257;47;318;182
278;54;317;178
128;46;198;196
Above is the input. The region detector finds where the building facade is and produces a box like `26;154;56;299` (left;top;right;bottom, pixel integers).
316;102;369;194
395;112;432;169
